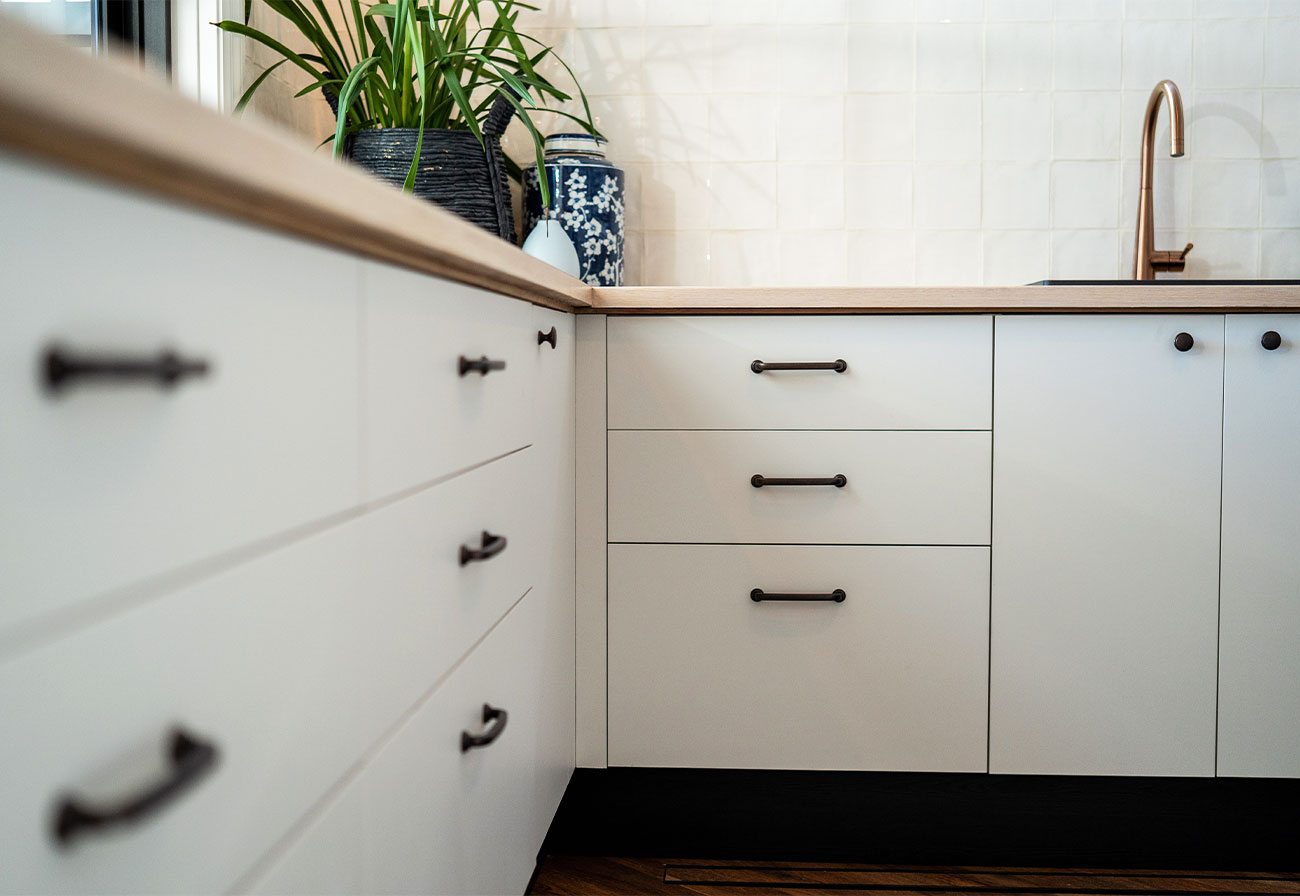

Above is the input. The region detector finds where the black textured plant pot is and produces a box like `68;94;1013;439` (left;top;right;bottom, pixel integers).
347;127;516;243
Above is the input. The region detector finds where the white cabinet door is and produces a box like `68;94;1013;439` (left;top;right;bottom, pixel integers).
608;544;990;772
990;315;1223;777
1218;315;1300;778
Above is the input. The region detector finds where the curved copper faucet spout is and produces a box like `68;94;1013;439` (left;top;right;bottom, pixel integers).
1134;80;1192;279
1148;79;1185;158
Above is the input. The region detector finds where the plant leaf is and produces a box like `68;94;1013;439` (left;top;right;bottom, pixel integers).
233;57;288;113
332;54;382;158
214;19;324;78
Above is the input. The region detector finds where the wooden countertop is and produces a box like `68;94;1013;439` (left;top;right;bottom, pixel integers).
3;18;1298;315
588;285;1300;313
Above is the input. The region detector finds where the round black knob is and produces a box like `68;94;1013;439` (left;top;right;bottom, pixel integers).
538;326;557;349
1262;331;1282;351
1174;332;1194;352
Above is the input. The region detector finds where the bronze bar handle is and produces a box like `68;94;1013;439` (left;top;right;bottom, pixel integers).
751;359;847;374
461;704;508;752
52;727;219;846
751;589;846;603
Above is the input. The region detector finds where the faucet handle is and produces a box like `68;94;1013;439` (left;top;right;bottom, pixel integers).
1151;242;1194;272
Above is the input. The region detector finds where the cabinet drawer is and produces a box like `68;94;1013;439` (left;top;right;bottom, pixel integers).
0;157;361;642
609;430;991;545
245;580;576;896
608;315;992;430
367;588;556;896
0;518;438;894
359;447;540;689
362;262;571;499
608;544;990;771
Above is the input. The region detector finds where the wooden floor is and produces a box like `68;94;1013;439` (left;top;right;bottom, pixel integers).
528;857;1300;896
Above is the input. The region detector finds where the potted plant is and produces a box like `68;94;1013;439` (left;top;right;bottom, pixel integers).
217;0;600;242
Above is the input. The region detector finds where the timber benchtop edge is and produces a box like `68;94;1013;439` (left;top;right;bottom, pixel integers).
2;20;1297;316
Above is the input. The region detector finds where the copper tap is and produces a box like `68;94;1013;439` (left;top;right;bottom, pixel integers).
1133;80;1193;280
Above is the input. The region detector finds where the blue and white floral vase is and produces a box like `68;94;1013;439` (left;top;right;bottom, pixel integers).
523;133;625;287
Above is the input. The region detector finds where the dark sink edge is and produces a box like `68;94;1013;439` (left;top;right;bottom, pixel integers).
1029;280;1300;286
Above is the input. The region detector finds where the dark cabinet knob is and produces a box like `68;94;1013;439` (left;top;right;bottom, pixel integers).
538;327;557;349
459;356;506;377
52;727;219;846
1262;331;1282;351
1174;332;1195;352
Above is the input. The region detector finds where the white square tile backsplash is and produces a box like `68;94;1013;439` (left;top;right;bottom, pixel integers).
506;1;1300;285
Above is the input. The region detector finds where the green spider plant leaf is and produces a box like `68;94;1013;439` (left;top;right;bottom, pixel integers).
332;54;383;159
214;19;324;79
234;58;288;113
494;87;550;207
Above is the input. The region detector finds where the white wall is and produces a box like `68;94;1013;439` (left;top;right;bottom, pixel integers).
506;0;1300;286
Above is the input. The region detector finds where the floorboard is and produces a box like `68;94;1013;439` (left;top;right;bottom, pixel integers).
529;857;1300;896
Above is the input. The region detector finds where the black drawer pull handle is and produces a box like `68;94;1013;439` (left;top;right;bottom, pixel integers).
1262;331;1282;351
461;704;508;752
751;589;846;603
459;530;507;566
52;727;219;847
751;474;847;488
538;327;558;348
44;346;210;392
751;359;847;374
1174;332;1195;352
459;355;506;376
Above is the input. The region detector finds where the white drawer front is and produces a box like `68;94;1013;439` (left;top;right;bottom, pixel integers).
0;157;361;642
362;263;570;499
244;576;576;896
609;430;991;545
359;447;540;689
608;315;992;430
0;518;444;894
360;587;559;896
608;544;990;771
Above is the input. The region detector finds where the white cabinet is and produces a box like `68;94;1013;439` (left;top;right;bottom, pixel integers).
358;447;543;691
361;262;566;500
1;154;577;893
607;315;992;430
0;157;362;643
245;587;568;896
990;315;1224;777
1218;315;1300;778
361;588;555;896
600;316;994;774
247;786;365;896
608;544;990;772
608;430;991;545
0;521;370;895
